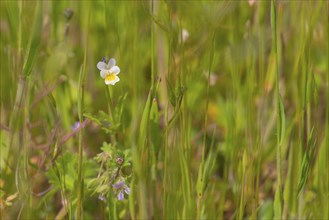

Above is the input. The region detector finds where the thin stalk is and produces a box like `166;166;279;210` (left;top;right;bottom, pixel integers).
254;3;266;216
108;194;117;220
77;2;91;219
218;167;228;219
325;2;329;218
105;86;117;143
238;151;247;220
271;0;282;217
163;103;169;219
23;76;32;218
150;1;157;218
6;3;27;217
151;0;155;89
196;33;215;219
6;0;24;170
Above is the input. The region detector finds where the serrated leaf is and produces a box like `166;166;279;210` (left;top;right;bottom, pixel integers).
46;152;78;191
84;111;119;134
100;142;113;155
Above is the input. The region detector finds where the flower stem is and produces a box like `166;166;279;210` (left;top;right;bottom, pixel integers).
105;86;117;143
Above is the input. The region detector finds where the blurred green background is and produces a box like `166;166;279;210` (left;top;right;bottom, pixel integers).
0;1;328;219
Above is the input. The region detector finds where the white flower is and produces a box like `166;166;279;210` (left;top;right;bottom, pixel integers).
179;29;189;43
97;58;120;85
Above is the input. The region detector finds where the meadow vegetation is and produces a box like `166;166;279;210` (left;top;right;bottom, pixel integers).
0;1;328;219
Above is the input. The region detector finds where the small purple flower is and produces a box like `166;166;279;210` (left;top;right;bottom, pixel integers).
112;181;124;189
112;180;130;201
118;191;124;200
124;187;130;195
98;194;106;201
71;121;80;131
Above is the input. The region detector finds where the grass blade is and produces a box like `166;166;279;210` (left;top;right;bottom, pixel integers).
22;1;42;77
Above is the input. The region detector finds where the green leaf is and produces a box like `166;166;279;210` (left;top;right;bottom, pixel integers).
22;1;43;76
46;152;78;192
150;98;161;156
5;1;19;44
258;200;274;220
273;187;282;219
297;128;316;196
167;86;185;128
139;91;152;152
84;111;120;134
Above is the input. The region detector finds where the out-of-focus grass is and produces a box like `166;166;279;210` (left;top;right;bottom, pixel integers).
0;1;328;219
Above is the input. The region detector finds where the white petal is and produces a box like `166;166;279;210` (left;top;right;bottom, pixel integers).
100;69;107;78
113;76;120;83
110;66;120;75
97;61;106;70
105;76;120;85
107;58;116;68
110;76;120;85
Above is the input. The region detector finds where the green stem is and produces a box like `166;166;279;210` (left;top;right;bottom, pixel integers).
196;33;215;219
77;3;91;219
105;86;117;143
325;2;329;218
108;193;117;220
5;0;24;171
23;77;31;219
151;0;155;89
163;104;169;219
271;0;282;217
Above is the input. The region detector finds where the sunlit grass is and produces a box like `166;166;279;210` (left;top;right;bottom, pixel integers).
0;1;328;219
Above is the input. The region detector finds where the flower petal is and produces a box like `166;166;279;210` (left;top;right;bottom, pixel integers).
107;58;116;68
111;76;120;85
124;187;130;195
100;69;107;78
118;191;124;200
98;194;106;201
110;66;120;75
97;61;106;70
105;75;120;85
112;181;124;189
71;122;80;131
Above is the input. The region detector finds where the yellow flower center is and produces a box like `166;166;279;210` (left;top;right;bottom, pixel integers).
105;73;116;81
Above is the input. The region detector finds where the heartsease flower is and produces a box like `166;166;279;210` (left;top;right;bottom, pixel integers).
97;58;120;85
112;181;130;201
